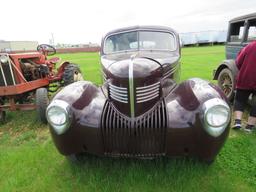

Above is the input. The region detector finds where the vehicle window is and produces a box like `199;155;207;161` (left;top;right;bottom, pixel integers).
104;31;138;54
229;21;245;42
247;19;256;42
139;31;176;51
104;31;176;54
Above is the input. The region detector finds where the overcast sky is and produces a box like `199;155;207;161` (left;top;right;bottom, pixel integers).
1;0;255;44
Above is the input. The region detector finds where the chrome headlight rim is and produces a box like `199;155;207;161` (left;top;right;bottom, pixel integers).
202;98;230;137
46;99;71;135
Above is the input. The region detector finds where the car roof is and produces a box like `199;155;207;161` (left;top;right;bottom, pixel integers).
103;25;178;38
230;12;256;23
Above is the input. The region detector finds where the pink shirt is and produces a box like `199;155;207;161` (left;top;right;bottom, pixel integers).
236;41;256;90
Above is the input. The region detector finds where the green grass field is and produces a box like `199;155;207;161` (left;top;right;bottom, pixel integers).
0;45;256;192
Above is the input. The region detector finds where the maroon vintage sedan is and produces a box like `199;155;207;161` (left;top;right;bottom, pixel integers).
46;26;231;163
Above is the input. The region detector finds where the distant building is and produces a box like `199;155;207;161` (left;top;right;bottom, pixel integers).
0;41;38;52
55;43;100;48
179;30;227;46
179;33;197;46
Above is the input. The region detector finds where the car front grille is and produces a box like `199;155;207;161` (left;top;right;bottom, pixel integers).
109;82;160;104
101;100;167;157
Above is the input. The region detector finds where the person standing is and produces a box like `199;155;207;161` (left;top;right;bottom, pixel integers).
232;41;256;132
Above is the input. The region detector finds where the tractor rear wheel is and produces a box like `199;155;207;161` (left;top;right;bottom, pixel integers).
63;64;84;86
36;88;49;124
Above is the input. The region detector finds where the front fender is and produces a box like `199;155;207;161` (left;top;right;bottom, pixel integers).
49;81;107;155
165;78;230;160
213;59;238;80
165;78;227;128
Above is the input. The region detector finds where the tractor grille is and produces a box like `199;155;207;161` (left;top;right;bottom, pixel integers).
0;55;17;86
101;100;167;157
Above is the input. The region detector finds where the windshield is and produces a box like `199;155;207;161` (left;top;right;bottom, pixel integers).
104;31;176;54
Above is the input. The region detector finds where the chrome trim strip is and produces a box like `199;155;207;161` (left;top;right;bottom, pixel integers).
109;85;128;93
137;92;159;101
136;88;159;97
110;91;128;99
129;55;136;118
136;85;160;93
136;82;160;90
109;83;127;90
163;63;180;78
110;94;128;103
109;83;128;103
137;94;159;103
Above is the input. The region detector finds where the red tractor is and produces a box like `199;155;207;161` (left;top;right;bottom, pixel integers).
0;44;83;123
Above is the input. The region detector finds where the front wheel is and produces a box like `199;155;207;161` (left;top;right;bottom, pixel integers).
36;88;49;123
63;64;84;86
217;68;235;101
0;111;6;123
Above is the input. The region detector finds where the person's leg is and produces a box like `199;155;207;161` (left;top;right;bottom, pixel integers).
245;92;256;132
244;115;256;132
233;89;250;129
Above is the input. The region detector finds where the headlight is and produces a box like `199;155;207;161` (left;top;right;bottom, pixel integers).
0;55;8;64
202;98;230;137
46;100;71;135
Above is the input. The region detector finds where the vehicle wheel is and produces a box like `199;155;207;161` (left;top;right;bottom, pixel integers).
0;111;6;123
217;68;235;101
66;154;82;163
63;64;84;86
36;88;49;124
199;157;215;165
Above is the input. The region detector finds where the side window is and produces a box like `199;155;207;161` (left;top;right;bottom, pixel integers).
228;21;245;42
247;19;256;42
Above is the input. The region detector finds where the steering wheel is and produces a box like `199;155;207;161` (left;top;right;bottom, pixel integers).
37;44;56;56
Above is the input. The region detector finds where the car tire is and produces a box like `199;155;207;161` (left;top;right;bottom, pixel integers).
63;64;84;86
0;111;6;123
66;154;83;163
217;68;235;101
198;156;215;165
36;88;49;124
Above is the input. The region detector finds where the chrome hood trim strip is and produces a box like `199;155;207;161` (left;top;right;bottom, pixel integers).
129;54;137;118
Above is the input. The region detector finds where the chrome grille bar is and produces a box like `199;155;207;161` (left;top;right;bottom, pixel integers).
109;83;128;103
136;82;160;103
136;82;160;90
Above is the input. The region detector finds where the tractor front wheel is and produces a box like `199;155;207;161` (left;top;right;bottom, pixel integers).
36;88;49;124
0;111;6;123
63;64;84;86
